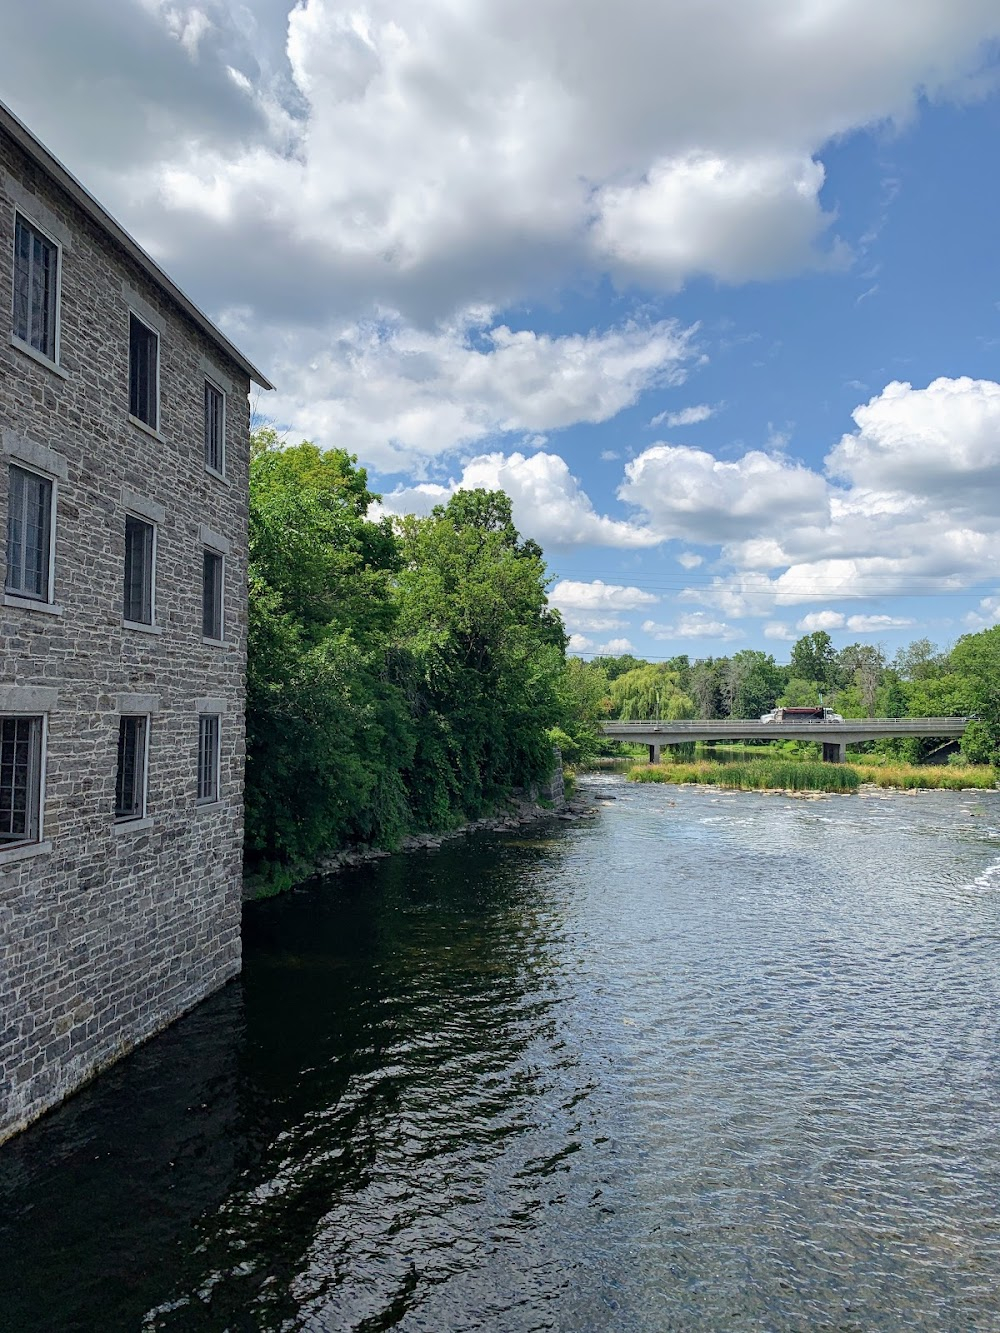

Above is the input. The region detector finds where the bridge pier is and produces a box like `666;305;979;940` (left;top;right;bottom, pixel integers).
822;741;846;764
648;743;661;764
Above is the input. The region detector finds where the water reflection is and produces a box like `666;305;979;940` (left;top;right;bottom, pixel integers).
2;785;1000;1331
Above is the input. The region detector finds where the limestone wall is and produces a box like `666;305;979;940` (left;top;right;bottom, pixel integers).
0;131;250;1141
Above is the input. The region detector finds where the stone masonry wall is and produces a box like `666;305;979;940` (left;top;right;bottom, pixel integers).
0;132;251;1142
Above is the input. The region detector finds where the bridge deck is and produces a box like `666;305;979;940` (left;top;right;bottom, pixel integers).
600;718;969;761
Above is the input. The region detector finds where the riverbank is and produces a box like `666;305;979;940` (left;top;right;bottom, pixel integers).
628;757;997;793
243;790;599;901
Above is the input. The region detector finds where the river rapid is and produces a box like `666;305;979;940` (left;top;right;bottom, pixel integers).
2;777;999;1331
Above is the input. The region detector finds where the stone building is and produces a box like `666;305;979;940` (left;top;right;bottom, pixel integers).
0;102;272;1143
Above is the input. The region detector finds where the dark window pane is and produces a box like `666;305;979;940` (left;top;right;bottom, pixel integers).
13;216;57;359
123;515;154;623
115;716;147;820
6;465;52;600
202;550;223;639
0;715;42;842
197;715;219;803
129;314;158;427
204;382;224;473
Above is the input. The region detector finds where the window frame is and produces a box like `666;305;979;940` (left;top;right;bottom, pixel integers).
203;378;226;478
0;712;46;847
114;713;150;823
128;311;160;432
122;512;157;628
202;546;225;642
5;462;57;605
11;211;61;366
196;713;221;805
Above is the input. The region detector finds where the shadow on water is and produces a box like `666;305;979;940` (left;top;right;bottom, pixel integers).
1;831;598;1332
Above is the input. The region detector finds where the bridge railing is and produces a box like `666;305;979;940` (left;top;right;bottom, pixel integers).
600;717;968;732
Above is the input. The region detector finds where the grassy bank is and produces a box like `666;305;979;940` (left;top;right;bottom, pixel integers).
629;759;860;792
852;762;996;790
628;757;996;792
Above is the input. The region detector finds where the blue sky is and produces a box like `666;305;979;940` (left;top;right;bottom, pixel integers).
6;1;1000;662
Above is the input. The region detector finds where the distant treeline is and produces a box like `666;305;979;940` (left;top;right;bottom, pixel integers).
245;432;567;882
556;628;1000;766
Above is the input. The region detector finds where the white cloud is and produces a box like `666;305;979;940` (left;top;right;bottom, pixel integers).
642;614;742;642
764;621;796;641
568;634;634;655
593;153;844;289
826;377;1000;514
550;580;659;611
8;0;1000;329
270;313;692;472
846;613;915;631
557;614;628;633
650;404;716;429
676;552;704;569
796;610;846;632
795;609;916;633
619;445;829;543
380;453;657;549
965;595;1000;628
600;450;621;461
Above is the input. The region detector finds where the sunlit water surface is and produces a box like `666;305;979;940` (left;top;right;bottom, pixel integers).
2;778;1000;1331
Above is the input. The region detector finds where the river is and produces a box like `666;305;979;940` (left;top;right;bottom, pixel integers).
2;777;999;1331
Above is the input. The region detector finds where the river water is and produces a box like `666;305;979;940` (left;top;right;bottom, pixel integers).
2;777;1000;1331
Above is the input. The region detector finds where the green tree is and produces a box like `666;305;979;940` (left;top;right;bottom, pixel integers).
609;664;696;720
789;631;836;685
393;489;567;824
723;649;785;718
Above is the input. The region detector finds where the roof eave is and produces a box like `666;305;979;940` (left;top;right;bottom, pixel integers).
0;100;274;392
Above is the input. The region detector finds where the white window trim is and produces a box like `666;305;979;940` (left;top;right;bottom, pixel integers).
196;713;222;805
5;460;58;606
204;376;227;479
0;710;48;849
114;712;151;825
122;509;158;630
127;308;161;434
11;208;62;369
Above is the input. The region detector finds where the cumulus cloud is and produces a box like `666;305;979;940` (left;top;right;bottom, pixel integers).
764;621;796;641
826;377;1000;514
270;313;692;472
568;634;634;655
642;613;742;642
7;0;1000;327
593;153;844;289
380;453;657;548
965;595;1000;628
549;580;659;611
558;614;628;633
620;445;829;543
796;610;847;632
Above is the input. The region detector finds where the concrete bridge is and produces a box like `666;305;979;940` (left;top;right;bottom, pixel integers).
600;717;970;763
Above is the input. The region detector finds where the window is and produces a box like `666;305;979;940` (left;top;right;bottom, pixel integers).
123;514;155;625
6;465;53;601
197;714;220;804
0;715;43;844
202;548;223;640
13;214;58;361
128;313;158;428
114;715;148;821
204;381;225;474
